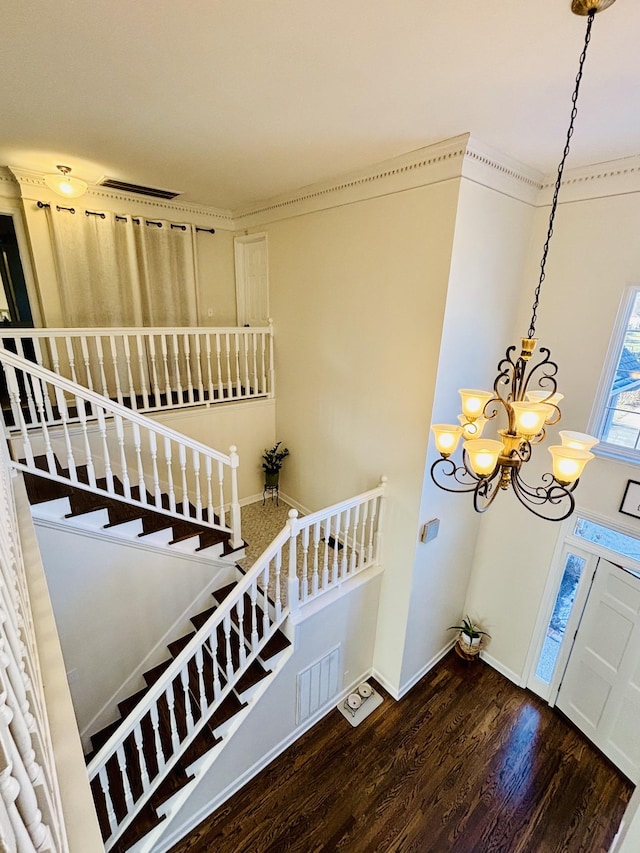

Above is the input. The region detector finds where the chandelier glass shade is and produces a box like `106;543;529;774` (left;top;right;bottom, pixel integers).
44;165;88;199
429;1;615;522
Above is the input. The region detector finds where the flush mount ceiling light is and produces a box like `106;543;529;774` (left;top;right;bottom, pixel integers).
430;0;616;522
43;164;88;199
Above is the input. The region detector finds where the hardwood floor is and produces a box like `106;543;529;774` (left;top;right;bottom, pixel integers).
168;652;633;853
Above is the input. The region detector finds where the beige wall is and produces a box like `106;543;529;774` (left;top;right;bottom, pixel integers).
258;181;461;690
400;177;536;690
465;185;640;681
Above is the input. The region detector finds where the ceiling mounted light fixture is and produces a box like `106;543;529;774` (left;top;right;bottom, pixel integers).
430;0;616;522
44;164;88;199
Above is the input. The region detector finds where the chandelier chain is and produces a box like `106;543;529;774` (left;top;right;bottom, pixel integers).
527;8;596;340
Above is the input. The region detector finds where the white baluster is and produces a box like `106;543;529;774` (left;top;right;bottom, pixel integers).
54;386;77;482
241;333;250;397
108;335;124;406
300;524;309;603
359;500;370;567
94;336;110;399
133;722;150;791
149;433;161;508
312;521;321;596
224;333;233;398
261;566;270;637
160;333;171;404
180;666;194;734
122;335;136;409
48;338;60;379
330;514;340;585
63;337;78;387
205;457;214;525
148;334;161;407
132;423;146;504
350;504;360;573
322;519;330;590
249;584;259;653
223;614;233;682
251;332;259;395
98;766;117;838
135;334;149;409
274;550;282;620
172;334;183;404
75;397;96;488
0;745;37;853
209;628;221;700
96;408;114;494
236;598;246;667
366;498;376;563
192;450;202;521
30;378;55;475
31;341;54;422
116;743;134;814
165;682;180;753
5;366;34;468
195;646;207;711
216;460;226;528
340;508;351;579
215;333;224;399
233;332;241;398
183;334;193;404
179;444;188;517
149;705;165;774
164;437;176;513
114;415;131;498
0;793;18;853
205;333;214;403
194;333;204;403
79;335;93;392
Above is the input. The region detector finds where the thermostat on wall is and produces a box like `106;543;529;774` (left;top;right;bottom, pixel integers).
420;518;440;543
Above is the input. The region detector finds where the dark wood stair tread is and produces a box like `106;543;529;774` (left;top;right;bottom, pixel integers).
118;687;149;718
143;658;173;688
190;606;217;632
167;632;196;658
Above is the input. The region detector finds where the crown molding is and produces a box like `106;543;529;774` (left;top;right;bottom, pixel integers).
462;137;543;206
8;167;234;229
232;135;471;228
537;154;640;205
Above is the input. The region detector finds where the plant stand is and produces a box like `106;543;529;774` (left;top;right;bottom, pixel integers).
263;482;280;506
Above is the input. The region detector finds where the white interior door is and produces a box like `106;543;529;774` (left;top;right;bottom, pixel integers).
556;558;640;783
234;233;269;327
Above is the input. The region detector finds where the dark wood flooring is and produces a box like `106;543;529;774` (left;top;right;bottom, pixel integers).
168;652;633;853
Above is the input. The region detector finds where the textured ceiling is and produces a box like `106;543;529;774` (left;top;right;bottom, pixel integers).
1;0;638;210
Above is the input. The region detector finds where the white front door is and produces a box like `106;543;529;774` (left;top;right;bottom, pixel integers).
234;233;269;327
556;558;640;783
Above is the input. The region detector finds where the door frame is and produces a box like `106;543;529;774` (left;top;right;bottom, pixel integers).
234;232;269;327
0;200;43;327
524;507;640;705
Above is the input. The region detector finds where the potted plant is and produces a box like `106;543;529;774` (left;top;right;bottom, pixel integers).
262;441;289;487
449;615;490;657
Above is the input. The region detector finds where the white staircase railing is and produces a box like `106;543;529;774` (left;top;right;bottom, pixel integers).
0;348;242;549
0;430;71;851
86;478;386;850
0;323;274;416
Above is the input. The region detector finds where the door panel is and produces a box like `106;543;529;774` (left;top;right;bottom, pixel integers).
556;559;640;782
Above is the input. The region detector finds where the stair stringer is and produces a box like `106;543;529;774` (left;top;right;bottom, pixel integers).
127;640;294;853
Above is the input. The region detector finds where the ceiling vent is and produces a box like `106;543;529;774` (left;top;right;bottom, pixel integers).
98;178;181;200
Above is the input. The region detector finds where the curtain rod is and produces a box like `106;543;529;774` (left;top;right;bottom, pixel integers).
36;201;216;233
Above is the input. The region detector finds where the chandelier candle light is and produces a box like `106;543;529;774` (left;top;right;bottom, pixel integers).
430;0;614;522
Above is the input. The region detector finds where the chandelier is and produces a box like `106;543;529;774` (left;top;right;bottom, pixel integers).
430;0;616;522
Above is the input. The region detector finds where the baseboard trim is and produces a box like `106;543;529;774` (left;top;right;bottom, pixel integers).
152;669;373;853
480;651;521;686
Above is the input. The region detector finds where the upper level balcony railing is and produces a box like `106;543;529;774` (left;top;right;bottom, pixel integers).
0;323;274;417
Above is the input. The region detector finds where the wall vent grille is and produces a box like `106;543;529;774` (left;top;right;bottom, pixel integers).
98;178;181;200
297;646;341;723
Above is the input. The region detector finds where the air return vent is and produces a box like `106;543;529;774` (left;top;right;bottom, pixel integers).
297;646;341;723
98;178;181;200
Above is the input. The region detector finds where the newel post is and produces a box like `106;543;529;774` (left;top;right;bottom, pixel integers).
228;446;243;550
287;509;300;615
375;476;388;564
268;318;275;399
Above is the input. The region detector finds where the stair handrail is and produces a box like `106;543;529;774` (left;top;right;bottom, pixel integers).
0;347;242;544
88;526;292;848
0;323;272;337
85;480;386;849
